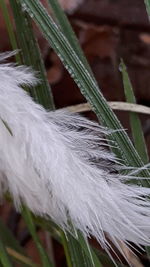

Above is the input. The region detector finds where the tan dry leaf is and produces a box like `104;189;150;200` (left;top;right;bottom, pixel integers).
119;241;143;267
140;33;150;45
74;21;119;61
58;0;84;12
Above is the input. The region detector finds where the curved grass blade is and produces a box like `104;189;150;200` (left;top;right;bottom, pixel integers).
120;59;150;258
60;231;72;267
21;0;150;182
120;59;149;164
11;0;100;264
61;231;102;267
6;247;39;267
0;218;38;266
144;0;150;18
1;1;92;266
0;238;13;267
35;216;102;266
0;218;25;256
2;2;55;265
22;207;54;267
77;231;102;267
47;0;94;77
0;0;20;63
9;0;55;110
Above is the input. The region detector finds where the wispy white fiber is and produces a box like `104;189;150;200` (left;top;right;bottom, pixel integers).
0;53;150;258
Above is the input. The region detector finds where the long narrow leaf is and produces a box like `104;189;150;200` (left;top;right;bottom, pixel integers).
0;219;38;266
12;1;101;265
144;0;150;18
21;0;150;182
6;247;39;267
0;0;20;62
121;59;149;163
9;0;55;110
65;233;92;267
2;2;55;265
0;238;13;267
61;231;102;267
0;218;25;256
60;231;73;267
77;232;102;267
121;60;150;258
47;0;93;76
35;216;124;267
22;207;54;267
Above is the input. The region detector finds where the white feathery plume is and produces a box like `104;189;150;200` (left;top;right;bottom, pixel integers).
0;53;150;258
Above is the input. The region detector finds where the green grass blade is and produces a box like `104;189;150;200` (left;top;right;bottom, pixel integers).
11;1;100;265
61;231;102;267
121;60;150;258
47;0;94;76
0;219;38;266
1;1;100;266
60;231;73;267
34;216;62;244
2;1;93;266
9;0;55;110
22;0;103;264
0;0;20;63
77;232;102;267
65;234;92;267
121;60;149;163
0;7;18;261
144;0;150;18
21;0;150;182
2;2;55;266
1;0;150;266
6;248;39;267
0;237;13;267
36;216;121;267
35;216;102;266
22;207;54;267
0;218;26;256
35;215;103;266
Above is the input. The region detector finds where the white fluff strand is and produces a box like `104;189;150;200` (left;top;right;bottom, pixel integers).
0;53;150;258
